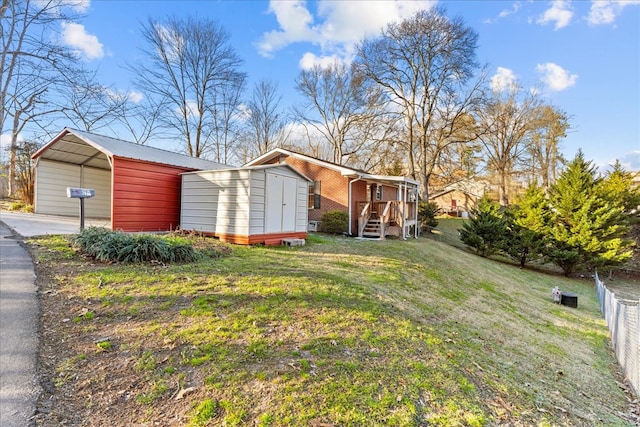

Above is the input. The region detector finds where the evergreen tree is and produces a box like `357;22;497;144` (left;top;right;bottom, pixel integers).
547;151;633;274
460;196;507;257
601;160;640;226
502;184;550;267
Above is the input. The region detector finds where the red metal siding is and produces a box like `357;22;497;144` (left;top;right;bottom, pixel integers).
112;157;193;232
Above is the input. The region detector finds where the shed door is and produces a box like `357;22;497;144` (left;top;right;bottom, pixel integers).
266;173;297;233
281;176;296;231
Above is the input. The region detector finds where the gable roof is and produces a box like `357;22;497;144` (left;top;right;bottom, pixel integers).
245;148;419;187
32;128;227;171
182;163;312;182
430;188;480;200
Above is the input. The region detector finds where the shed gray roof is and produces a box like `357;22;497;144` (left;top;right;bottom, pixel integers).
32;128;227;171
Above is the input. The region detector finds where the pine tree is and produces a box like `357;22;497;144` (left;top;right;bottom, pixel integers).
601;160;640;226
502;184;550;267
547;151;633;274
460;196;507;257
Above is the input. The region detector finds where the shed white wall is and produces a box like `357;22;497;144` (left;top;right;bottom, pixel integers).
248;171;266;235
181;166;308;238
180;169;251;235
34;159;111;218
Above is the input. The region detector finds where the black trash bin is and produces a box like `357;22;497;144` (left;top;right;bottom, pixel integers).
560;292;578;308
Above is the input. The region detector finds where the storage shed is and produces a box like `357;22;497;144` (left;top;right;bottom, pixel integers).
180;164;310;245
32;128;225;232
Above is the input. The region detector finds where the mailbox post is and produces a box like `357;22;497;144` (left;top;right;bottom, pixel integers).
66;188;95;230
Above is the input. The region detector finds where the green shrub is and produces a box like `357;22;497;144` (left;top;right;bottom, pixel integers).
418;200;439;231
459;197;507;257
73;227;199;263
321;210;349;234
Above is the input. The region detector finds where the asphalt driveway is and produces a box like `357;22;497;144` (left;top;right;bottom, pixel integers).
0;223;40;426
0;212;107;426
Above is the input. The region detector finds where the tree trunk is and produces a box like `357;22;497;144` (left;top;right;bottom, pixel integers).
499;169;509;206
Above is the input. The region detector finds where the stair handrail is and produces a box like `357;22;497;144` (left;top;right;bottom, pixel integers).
379;201;393;237
358;201;371;237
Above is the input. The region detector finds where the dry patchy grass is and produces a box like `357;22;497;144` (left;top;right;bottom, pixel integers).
31;233;635;426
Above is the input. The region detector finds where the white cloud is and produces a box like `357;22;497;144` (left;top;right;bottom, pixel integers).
490;67;518;92
61;22;103;60
617;151;640;170
106;88;144;104
299;52;342;70
484;2;522;24
536;62;578;91
537;0;573;29
257;0;435;63
127;90;144;104
587;0;640;25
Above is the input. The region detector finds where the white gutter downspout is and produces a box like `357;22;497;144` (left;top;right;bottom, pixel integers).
348;175;363;236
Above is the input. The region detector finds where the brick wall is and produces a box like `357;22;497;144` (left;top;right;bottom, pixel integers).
284;157;349;224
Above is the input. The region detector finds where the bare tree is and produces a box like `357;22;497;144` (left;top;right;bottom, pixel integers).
1;0;85;195
210;76;245;165
476;85;543;206
112;93;161;145
133;16;246;158
56;71;127;133
526;104;569;192
355;7;484;198
242;79;287;159
294;61;386;165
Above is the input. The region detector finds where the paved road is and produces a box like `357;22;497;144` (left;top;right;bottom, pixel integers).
0;222;40;427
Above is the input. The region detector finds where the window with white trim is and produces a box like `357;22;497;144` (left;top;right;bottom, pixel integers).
375;185;383;201
308;181;321;209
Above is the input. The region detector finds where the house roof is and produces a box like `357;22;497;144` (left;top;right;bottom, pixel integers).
32;128;227;171
430;188;480;200
182;163;312;182
245;148;419;187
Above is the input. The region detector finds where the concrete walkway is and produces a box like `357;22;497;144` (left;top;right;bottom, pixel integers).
0;222;40;427
0;211;109;237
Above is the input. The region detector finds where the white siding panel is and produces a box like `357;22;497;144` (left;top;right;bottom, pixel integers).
249;170;266;235
180;170;251;236
216;173;250;236
82;166;111;218
180;174;218;233
296;181;309;232
35;160;81;216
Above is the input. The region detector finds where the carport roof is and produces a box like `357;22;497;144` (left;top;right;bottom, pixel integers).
32;128;227;171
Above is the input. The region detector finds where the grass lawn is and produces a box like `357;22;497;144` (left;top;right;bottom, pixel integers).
31;231;634;426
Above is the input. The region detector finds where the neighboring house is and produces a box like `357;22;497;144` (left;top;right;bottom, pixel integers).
429;178;488;216
32;128;226;232
180;164;310;245
430;188;480;217
245;148;420;239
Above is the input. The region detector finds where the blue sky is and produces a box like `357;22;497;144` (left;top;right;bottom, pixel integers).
35;0;640;170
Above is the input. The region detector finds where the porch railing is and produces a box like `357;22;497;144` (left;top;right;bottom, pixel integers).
356;200;417;238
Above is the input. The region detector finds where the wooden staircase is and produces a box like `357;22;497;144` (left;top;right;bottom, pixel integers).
361;218;383;238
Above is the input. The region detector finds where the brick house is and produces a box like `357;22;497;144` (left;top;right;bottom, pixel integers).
245;148;419;239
